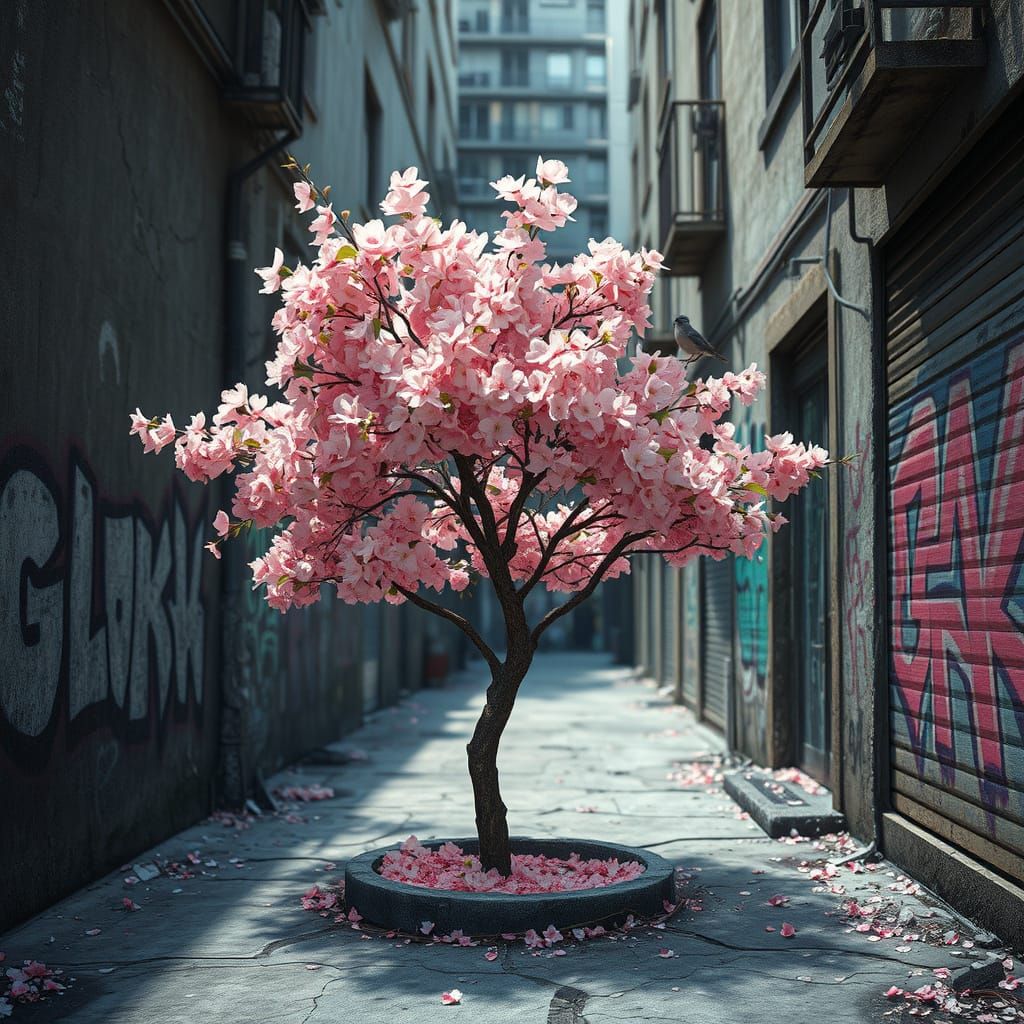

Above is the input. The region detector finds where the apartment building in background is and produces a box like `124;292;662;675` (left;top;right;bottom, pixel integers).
627;0;1024;947
0;0;458;932
455;0;630;260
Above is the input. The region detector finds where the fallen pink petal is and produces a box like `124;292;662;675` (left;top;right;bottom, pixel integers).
440;989;463;1005
379;838;644;894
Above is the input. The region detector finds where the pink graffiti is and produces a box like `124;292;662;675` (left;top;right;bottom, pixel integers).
890;341;1024;807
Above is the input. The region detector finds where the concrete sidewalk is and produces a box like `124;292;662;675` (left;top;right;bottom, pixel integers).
2;653;1020;1023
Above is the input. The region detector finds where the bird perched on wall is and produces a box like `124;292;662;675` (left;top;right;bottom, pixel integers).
674;314;727;363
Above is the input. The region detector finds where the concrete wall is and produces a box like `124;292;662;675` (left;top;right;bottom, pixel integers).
0;0;230;931
0;0;458;932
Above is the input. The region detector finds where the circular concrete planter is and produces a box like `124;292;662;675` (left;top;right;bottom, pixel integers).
344;836;676;935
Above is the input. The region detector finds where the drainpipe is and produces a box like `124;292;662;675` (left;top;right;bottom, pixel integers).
217;131;298;809
823;188;870;319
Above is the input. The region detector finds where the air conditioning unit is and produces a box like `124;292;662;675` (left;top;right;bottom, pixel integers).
223;0;311;133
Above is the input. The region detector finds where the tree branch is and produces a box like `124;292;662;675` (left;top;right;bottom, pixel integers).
529;532;650;645
518;498;595;599
393;583;500;675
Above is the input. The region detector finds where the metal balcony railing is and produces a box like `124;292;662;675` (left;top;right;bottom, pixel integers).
657;100;726;277
801;0;987;186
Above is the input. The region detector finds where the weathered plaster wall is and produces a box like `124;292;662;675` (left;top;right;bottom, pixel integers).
0;0;230;930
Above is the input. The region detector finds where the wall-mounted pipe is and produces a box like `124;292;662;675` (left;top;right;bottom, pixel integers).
218;130;298;808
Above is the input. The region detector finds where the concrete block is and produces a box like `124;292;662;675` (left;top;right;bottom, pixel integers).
723;770;845;838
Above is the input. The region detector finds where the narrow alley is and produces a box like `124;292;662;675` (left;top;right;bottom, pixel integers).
2;653;1017;1023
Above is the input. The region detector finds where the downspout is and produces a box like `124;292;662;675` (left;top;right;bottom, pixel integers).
218;130;298;809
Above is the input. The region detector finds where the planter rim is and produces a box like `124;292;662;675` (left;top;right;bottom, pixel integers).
344;836;677;934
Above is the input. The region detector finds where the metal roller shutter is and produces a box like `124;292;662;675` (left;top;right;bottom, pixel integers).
661;566;679;693
681;563;700;711
647;558;660;680
701;557;732;729
886;98;1024;884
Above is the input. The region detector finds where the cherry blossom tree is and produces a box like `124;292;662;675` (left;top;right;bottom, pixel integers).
131;157;827;874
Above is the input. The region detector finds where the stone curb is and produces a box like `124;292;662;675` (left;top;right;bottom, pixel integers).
344;836;677;935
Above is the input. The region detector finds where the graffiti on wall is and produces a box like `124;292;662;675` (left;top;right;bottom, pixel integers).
0;1;27;144
889;339;1024;814
0;448;206;756
734;418;769;711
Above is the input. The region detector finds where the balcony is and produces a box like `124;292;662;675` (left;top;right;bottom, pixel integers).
801;0;987;187
657;100;726;277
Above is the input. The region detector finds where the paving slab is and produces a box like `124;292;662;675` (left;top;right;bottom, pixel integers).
1;652;1020;1023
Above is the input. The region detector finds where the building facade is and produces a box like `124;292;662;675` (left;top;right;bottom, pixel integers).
628;0;1023;945
455;0;626;260
0;0;458;931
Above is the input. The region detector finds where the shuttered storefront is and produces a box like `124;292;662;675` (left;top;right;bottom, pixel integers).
701;557;732;729
661;566;680;695
886;98;1024;884
650;558;663;681
681;563;701;711
635;560;650;672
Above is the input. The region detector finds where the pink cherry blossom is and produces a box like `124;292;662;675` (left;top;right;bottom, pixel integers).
131;158;829;870
440;989;463;1005
256;248;286;295
780;922;796;937
379;838;643;894
133;155;826;611
294;181;315;213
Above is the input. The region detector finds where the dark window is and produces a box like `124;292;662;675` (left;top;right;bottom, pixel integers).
698;0;720;100
591;207;608;238
501;48;529;86
401;9;416;93
697;1;722;215
427;70;436;165
459;102;490;139
655;0;670;82
586;0;605;32
501;0;528;32
764;0;799;95
365;70;383;205
587;101;607;138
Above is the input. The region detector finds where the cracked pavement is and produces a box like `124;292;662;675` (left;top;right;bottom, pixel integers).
2;652;1019;1023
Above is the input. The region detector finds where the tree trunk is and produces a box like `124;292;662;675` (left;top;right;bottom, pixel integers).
468;651;531;875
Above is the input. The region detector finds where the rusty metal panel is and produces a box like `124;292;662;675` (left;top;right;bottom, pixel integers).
886;101;1024;883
